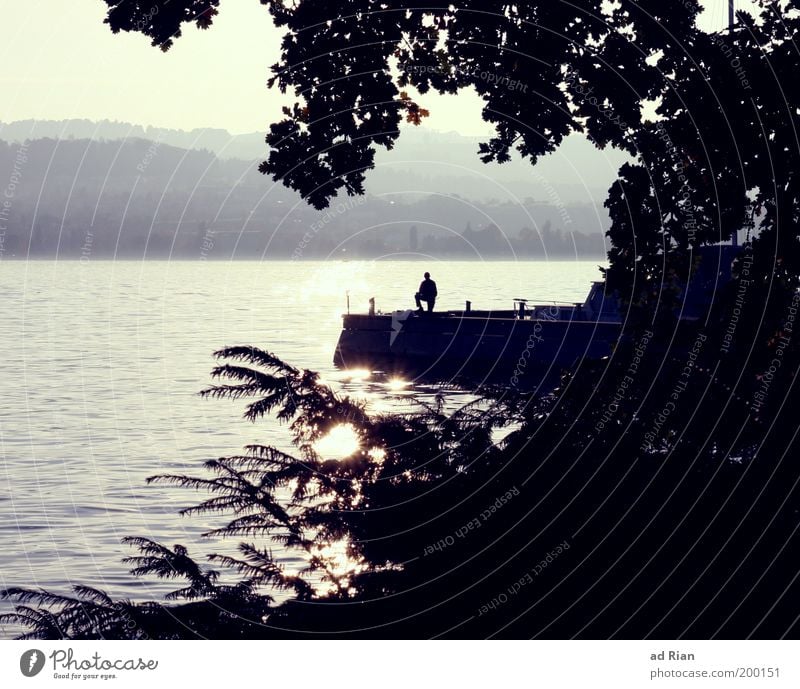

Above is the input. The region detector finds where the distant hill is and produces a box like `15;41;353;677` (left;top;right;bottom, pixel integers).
0;119;629;205
0;119;257;159
0;128;617;260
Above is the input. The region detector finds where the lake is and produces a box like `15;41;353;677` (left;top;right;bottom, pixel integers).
0;259;602;633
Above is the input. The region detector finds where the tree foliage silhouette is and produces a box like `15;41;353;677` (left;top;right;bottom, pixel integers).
1;346;509;638
102;0;220;50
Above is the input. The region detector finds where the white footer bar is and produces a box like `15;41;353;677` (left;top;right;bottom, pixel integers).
0;640;795;687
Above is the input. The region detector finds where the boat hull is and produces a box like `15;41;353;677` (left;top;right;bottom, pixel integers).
334;311;623;385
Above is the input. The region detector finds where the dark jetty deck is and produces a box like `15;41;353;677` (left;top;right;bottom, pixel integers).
334;308;623;385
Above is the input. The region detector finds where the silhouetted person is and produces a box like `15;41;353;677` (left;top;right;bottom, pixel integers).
415;272;437;313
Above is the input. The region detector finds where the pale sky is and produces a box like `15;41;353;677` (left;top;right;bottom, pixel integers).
0;0;494;135
0;0;743;136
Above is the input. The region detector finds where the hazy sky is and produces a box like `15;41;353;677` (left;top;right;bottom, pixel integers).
0;1;742;135
0;0;495;135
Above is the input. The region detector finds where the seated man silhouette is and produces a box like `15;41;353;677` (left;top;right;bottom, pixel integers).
415;272;438;313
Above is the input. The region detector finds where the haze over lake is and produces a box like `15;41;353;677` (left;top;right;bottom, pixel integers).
0;258;602;619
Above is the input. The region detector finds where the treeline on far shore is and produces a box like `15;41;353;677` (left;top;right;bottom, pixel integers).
0;221;606;260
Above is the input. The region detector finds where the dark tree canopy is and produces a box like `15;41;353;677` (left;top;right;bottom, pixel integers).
99;2;800;277
103;1;701;207
259;0;694;209
102;0;220;50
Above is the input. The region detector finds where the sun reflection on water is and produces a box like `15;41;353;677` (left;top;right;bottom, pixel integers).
314;424;360;459
340;368;371;381
313;537;365;595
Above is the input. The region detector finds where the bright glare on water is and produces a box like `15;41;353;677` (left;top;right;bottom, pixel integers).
0;259;602;621
315;424;361;459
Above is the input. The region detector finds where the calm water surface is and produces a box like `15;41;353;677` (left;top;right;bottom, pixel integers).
0;259;601;633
